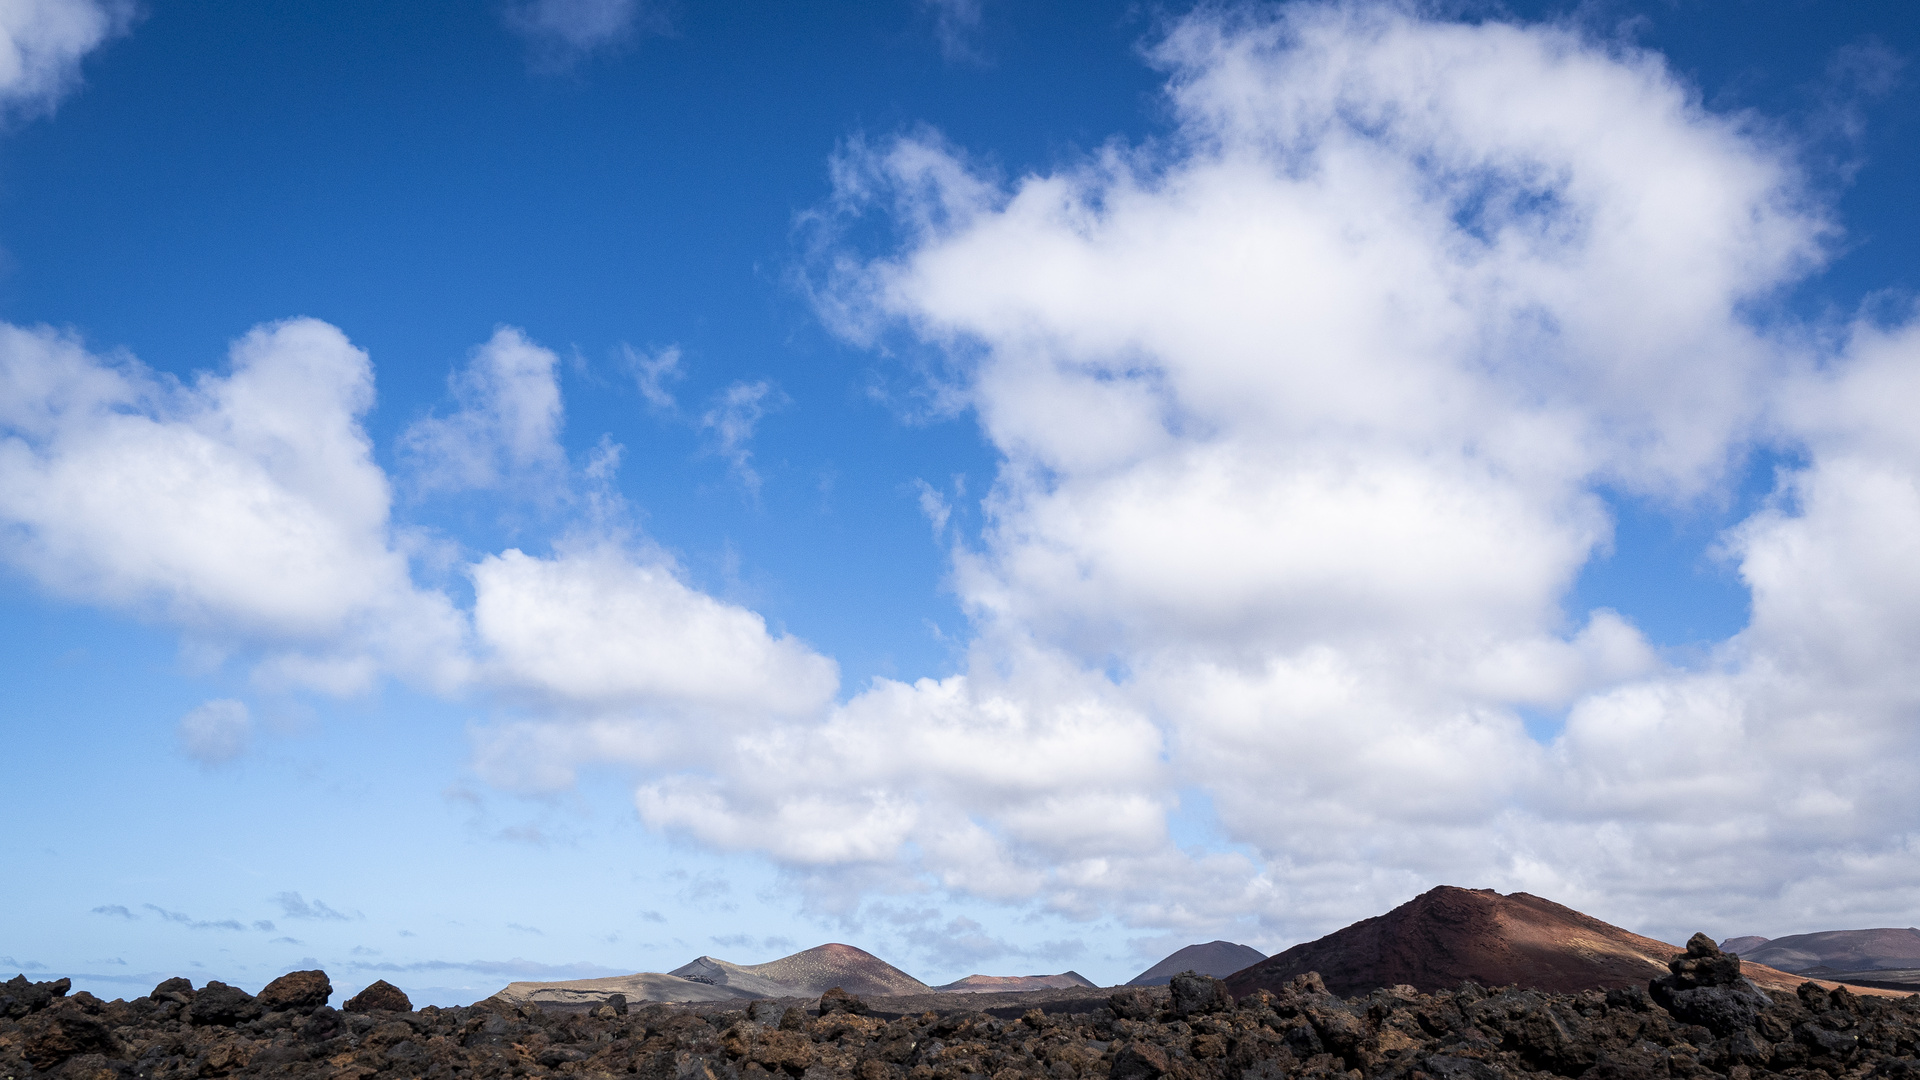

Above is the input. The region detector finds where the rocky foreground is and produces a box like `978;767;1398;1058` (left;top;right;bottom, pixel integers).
4;936;1918;1080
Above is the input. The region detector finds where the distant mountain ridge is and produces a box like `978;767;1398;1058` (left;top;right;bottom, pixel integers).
493;943;928;1009
935;972;1097;993
1733;929;1920;974
1128;941;1267;986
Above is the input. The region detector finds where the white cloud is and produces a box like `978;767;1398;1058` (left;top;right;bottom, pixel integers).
623;343;683;410
0;0;131;118
0;319;468;693
177;699;250;765
920;0;984;64
618;1;1920;944
503;0;662;68
399;326;568;496
701;380;784;493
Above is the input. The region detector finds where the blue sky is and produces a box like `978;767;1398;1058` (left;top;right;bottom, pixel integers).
4;0;1920;1007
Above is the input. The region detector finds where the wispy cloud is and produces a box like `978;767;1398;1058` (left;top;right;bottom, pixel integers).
920;0;985;63
623;343;683;410
701;380;786;494
143;904;245;931
177;699;250;765
90;904;136;920
503;0;666;71
346;957;627;978
273;892;354;921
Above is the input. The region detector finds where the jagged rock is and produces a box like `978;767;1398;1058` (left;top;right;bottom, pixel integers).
0;974;69;1019
6;952;1919;1080
820;985;869;1015
188;980;262;1025
148;975;193;1003
607;991;629;1015
1108;986;1157;1020
257;968;332;1012
1650;932;1773;1037
20;998;115;1069
1112;1039;1171;1080
1169;970;1233;1016
344;979;412;1012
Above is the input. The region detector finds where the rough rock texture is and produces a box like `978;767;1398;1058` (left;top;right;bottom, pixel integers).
1132;944;1269;987
258;970;333;1013
7;950;1920;1080
344;980;413;1013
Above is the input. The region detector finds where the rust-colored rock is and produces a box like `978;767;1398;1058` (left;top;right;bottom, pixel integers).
257;969;332;1012
343;979;412;1013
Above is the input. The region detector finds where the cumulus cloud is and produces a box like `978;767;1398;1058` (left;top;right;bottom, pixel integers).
503;0;663;69
467;541;839;790
605;1;1920;943
177;699;251;764
399;326;568;496
0;0;131;119
0;318;469;695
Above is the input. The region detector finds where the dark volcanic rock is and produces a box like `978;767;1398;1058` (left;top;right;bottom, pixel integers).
258;968;333;1012
1651;933;1774;1037
1169;971;1233;1017
188;980;263;1025
820;985;870;1015
343;979;412;1012
1228;886;1685;997
8;949;1920;1080
0;974;69;1019
149;975;194;1003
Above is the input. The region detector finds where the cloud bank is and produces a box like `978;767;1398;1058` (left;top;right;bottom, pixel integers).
5;1;1920;949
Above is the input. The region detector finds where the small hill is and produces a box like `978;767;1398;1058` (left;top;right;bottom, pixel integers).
1719;936;1771;955
935;972;1098;993
1739;929;1920;973
1129;941;1268;986
493;943;928;1008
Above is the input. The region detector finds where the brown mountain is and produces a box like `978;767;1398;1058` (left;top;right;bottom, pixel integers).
935;972;1098;993
1719;936;1771;955
1223;886;1897;999
493;943;929;1008
1129;941;1268;986
1738;928;1920;973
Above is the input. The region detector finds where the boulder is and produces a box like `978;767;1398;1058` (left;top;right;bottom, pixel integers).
344;979;412;1013
1169;971;1232;1017
258;969;333;1012
188;980;262;1026
819;985;869;1015
149;976;193;1004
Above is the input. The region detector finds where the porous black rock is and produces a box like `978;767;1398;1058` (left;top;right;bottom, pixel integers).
1169;970;1233;1017
188;980;262;1026
343;979;412;1013
258;969;333;1012
149;975;194;1004
7;954;1920;1080
1651;932;1773;1037
0;974;70;1019
820;985;869;1015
